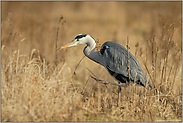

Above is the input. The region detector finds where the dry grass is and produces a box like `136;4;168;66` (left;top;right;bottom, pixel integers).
1;1;182;122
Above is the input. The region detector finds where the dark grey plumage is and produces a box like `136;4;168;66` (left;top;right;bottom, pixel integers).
100;41;152;90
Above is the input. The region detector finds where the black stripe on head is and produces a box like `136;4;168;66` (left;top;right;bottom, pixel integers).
75;34;87;39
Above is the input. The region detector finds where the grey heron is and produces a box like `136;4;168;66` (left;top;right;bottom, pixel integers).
58;34;152;106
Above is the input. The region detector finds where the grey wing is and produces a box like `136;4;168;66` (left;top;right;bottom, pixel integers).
101;41;152;89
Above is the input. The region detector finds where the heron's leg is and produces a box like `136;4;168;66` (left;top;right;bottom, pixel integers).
90;76;125;107
117;85;121;107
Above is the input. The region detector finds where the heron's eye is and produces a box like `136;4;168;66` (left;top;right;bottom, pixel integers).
76;39;79;41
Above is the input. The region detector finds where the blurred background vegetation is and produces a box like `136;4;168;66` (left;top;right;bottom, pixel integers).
1;1;182;122
2;1;181;61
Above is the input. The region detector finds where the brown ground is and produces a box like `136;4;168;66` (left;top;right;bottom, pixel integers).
1;1;182;122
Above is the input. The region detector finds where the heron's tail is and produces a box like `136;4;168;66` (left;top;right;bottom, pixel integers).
134;70;153;90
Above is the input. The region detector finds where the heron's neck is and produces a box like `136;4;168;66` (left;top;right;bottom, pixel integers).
83;36;96;56
83;35;104;66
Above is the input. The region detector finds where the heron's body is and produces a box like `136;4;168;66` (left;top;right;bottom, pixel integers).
99;41;151;88
58;34;152;106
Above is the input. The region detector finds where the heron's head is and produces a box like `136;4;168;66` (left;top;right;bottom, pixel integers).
57;34;88;50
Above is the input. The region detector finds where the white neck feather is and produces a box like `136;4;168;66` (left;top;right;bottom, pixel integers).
83;35;96;55
83;35;104;66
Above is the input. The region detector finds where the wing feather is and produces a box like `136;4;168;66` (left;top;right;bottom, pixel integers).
101;41;151;88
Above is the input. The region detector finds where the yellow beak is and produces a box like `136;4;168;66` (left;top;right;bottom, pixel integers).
57;41;76;50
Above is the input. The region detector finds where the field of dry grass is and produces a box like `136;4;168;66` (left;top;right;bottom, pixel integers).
1;1;182;122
